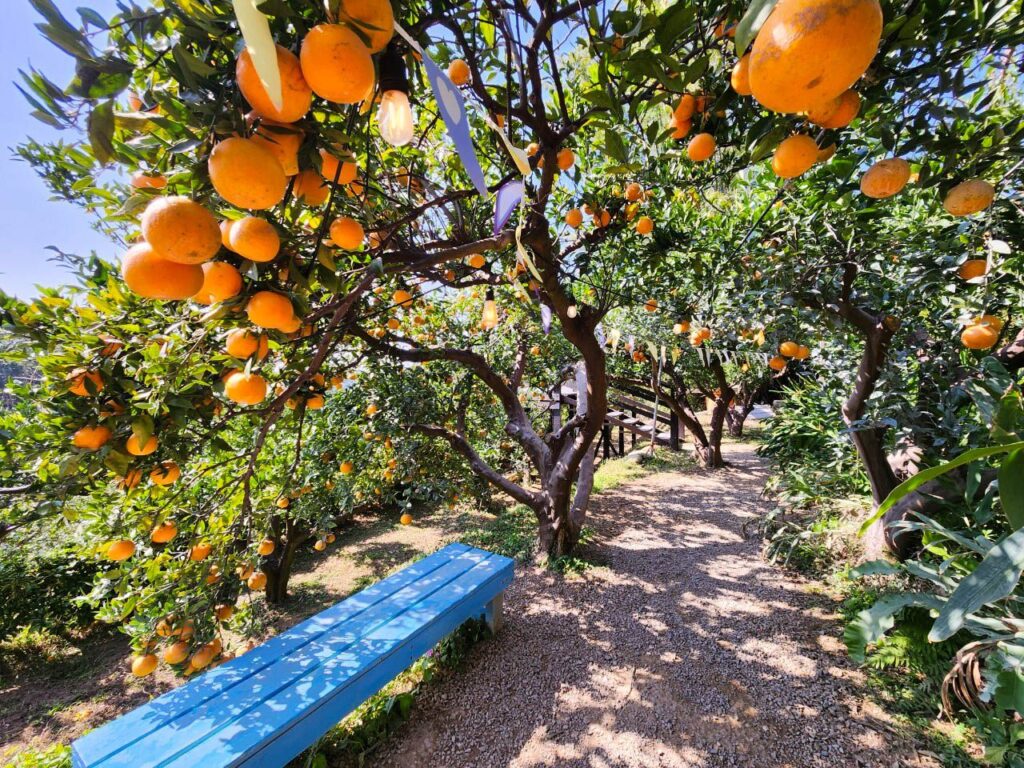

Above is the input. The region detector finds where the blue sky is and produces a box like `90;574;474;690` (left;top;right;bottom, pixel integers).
0;0;122;299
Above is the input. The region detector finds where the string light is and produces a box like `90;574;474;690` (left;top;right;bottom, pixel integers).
481;288;499;330
377;43;414;147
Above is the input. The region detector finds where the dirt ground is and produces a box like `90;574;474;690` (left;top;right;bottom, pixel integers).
374;443;938;768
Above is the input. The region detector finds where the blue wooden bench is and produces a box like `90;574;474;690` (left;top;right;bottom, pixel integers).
72;543;513;768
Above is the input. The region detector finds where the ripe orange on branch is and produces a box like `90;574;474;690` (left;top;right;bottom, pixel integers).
687;133;716;162
749;0;882;114
141;196;221;265
565;208;583;228
771;135;818;179
944;179;995;216
150;462;180;486
106;539;136;561
293;170;331;206
237;45;312;123
300;24;375;104
448;58;471;85
151;521;178;543
224;371;268;405
319;150;358;184
225;328;269;359
193;261;243;305
209;137;287;211
72;424;111;451
807;89;861;129
122;243;205;301
636;216;654;235
329;216;365;250
247;115;304;176
126;433;158;456
860;158;911;199
228;217;280;263
246;291;295;330
730;54;752;96
337;0;395;53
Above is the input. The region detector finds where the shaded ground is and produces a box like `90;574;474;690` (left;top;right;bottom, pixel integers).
374;442;935;768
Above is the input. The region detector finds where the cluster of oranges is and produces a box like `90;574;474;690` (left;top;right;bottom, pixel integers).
769;340;811;372
564;182;654;236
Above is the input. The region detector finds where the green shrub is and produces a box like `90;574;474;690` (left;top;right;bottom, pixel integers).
0;544;100;640
2;743;71;768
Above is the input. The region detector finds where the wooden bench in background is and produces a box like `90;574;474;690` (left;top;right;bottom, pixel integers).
72;543;514;768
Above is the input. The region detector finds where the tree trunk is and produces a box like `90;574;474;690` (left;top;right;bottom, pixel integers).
262;529;305;604
706;399;728;468
537;498;582;558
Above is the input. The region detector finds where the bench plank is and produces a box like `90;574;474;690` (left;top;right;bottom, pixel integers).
73;543;511;768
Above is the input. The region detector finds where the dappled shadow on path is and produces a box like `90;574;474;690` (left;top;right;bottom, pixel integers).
374;443;923;768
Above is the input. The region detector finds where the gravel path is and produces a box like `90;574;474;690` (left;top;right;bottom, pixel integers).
374;442;927;768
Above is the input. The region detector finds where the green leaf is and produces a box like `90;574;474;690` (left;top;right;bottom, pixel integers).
929;526;1024;642
735;0;779;55
603;130;628;163
655;2;695;50
131;414;154;445
87;100;116;164
860;441;1024;534
844;593;944;662
995;669;1024;715
1001;450;1024;530
848;559;901;578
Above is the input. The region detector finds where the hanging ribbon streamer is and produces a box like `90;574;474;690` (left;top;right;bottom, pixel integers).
596;323;605;346
393;23;488;196
672;347;682;363
494;180;524;234
609;328;621;351
482;113;532;175
540;303;552;334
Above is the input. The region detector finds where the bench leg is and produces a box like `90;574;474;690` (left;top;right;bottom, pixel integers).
485;593;504;634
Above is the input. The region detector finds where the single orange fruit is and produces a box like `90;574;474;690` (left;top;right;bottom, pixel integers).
320;150;358;184
944;179;995;216
224;371;268;405
674;94;696;122
860;158;911;199
131;654;158;677
122;243;204;301
779;341;800;357
164;641;190;665
643;298;658;312
730;54;752;96
768;356;788;371
557;148;575;171
258;538;276;556
247;571;267;590
340;460;354;475
131;172;167;190
337;0;394;53
192;261;243;304
228;217;280;263
72;424;112;451
961;323;999;350
106;539;136;561
189;542;212;561
468;253;486;269
565;208;583;228
150;461;180;486
141;196;221;265
151;520;178;543
293;169;331;206
300;24;375;104
400;513;413;525
687;133;716;162
215;604;235;622
749;0;882;113
225;328;269;359
208;137;287;211
126;433;158;456
636;216;654;235
330;217;364;250
448;58;471;85
808;89;861;129
771;134;818;179
237;45;312;123
246;291;295;330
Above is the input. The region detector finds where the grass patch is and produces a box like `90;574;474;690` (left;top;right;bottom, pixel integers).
593;449;694;495
2;743;71;768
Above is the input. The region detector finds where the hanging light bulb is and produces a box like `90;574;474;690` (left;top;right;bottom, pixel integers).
567;304;578;318
481;288;499;330
377;42;414;147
